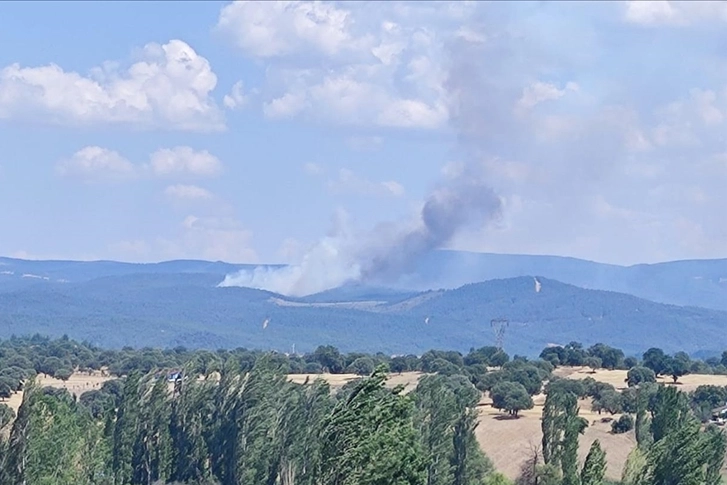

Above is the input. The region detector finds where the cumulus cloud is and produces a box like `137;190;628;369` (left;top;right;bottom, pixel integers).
164;184;214;201
56;146;136;182
0;40;224;131
217;1;457;129
148;146;222;177
58;146;223;181
223;80;248;110
516;81;579;111
217;1;356;58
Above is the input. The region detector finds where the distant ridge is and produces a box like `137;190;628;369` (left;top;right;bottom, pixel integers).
3;253;727;356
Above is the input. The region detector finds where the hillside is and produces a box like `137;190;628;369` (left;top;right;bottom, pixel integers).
7;251;727;311
399;250;727;311
2;260;727;355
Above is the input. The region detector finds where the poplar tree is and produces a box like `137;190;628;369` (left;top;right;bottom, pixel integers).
580;440;606;485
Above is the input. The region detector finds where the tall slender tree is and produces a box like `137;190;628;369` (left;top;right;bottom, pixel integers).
581;440;606;485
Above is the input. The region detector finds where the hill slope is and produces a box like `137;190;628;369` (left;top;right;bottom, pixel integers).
399;250;727;311
5;251;727;311
1;266;727;356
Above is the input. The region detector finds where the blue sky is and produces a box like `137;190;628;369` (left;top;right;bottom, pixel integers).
1;1;727;269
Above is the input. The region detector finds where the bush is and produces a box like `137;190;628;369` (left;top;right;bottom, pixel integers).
611;414;634;434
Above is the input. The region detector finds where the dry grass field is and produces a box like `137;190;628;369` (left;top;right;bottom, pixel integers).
479;366;727;481
4;372;112;415
557;366;727;393
287;371;425;394
475;392;636;481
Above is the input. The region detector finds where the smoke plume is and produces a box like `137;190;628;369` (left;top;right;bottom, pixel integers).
220;33;502;297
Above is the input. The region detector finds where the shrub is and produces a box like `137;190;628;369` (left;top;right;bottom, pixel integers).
611;414;634;434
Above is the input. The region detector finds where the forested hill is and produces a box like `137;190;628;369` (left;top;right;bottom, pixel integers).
2;262;727;356
6;251;727;310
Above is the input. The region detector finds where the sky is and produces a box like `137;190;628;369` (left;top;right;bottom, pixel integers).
1;0;727;268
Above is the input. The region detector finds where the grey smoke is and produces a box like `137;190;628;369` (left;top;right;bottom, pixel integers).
358;172;501;284
220;33;503;296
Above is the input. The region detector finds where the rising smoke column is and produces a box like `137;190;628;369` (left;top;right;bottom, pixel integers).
220;32;503;296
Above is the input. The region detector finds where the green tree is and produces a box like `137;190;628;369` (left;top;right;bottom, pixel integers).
485;472;513;485
636;386;727;485
611;414;634;434
642;348;668;376
702;424;727;485
591;389;623;415
317;365;427;485
488;350;509;367
490;381;533;417
0;404;14;430
584;357;602;373
309;345;345;374
627;366;656;387
665;354;690;384
346;357;376;376
541;388;588;484
0;382;11;401
581;440;606;485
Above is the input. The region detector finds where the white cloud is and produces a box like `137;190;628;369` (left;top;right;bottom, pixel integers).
328;168;405;198
223;80;248;110
164;184;214;201
0;40;224;131
516;81;579;111
263;91;308;119
217;1;355;58
624;1;683;26
624;1;727;26
148;146;222;177
59;146;224;182
218;1;456;129
56;146;136;182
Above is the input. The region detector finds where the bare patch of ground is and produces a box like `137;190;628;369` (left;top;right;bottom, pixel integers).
476;393;635;481
270;297;387;310
557;366;727;393
288;371;424;394
4;371;112;415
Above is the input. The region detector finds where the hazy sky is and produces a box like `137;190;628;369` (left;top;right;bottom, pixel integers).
1;1;726;266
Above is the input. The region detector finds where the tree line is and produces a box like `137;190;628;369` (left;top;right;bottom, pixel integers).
2;335;727;484
0;356;507;485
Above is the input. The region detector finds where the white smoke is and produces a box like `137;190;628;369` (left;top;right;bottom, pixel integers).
221;30;504;297
219;234;363;296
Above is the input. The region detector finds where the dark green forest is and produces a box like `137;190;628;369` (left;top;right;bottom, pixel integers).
1;336;727;484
